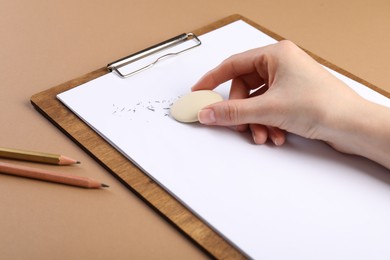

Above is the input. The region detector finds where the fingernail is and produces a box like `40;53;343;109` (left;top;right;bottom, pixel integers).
252;132;257;144
198;109;216;124
272;136;279;146
228;125;237;131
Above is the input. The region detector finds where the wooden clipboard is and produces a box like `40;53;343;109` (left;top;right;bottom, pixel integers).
30;14;389;259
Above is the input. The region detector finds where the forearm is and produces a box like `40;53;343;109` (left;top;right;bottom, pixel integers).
323;98;390;169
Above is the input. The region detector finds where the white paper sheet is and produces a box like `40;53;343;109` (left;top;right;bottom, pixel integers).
58;20;390;259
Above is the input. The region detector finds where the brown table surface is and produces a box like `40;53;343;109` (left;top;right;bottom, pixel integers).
1;1;389;259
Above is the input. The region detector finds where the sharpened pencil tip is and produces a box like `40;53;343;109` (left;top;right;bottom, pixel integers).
101;183;109;188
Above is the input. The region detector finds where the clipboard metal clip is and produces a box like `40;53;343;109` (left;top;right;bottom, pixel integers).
107;33;201;78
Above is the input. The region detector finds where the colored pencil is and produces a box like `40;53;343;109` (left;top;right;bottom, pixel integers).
0;147;80;165
0;161;108;189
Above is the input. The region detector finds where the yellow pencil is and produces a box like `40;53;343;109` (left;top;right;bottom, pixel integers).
0;147;80;165
0;161;108;189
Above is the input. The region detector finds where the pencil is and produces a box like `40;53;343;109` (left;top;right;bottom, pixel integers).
0;162;108;189
0;147;80;165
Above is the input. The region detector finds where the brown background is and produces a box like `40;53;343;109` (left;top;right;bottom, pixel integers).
1;1;389;259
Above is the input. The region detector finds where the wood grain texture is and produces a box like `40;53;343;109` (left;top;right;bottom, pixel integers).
30;14;389;259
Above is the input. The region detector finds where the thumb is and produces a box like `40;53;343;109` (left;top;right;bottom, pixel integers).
198;99;260;126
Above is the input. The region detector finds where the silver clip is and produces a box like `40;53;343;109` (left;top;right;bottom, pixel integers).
107;33;201;78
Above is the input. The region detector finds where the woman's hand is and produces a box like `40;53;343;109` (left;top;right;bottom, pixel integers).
192;40;390;169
